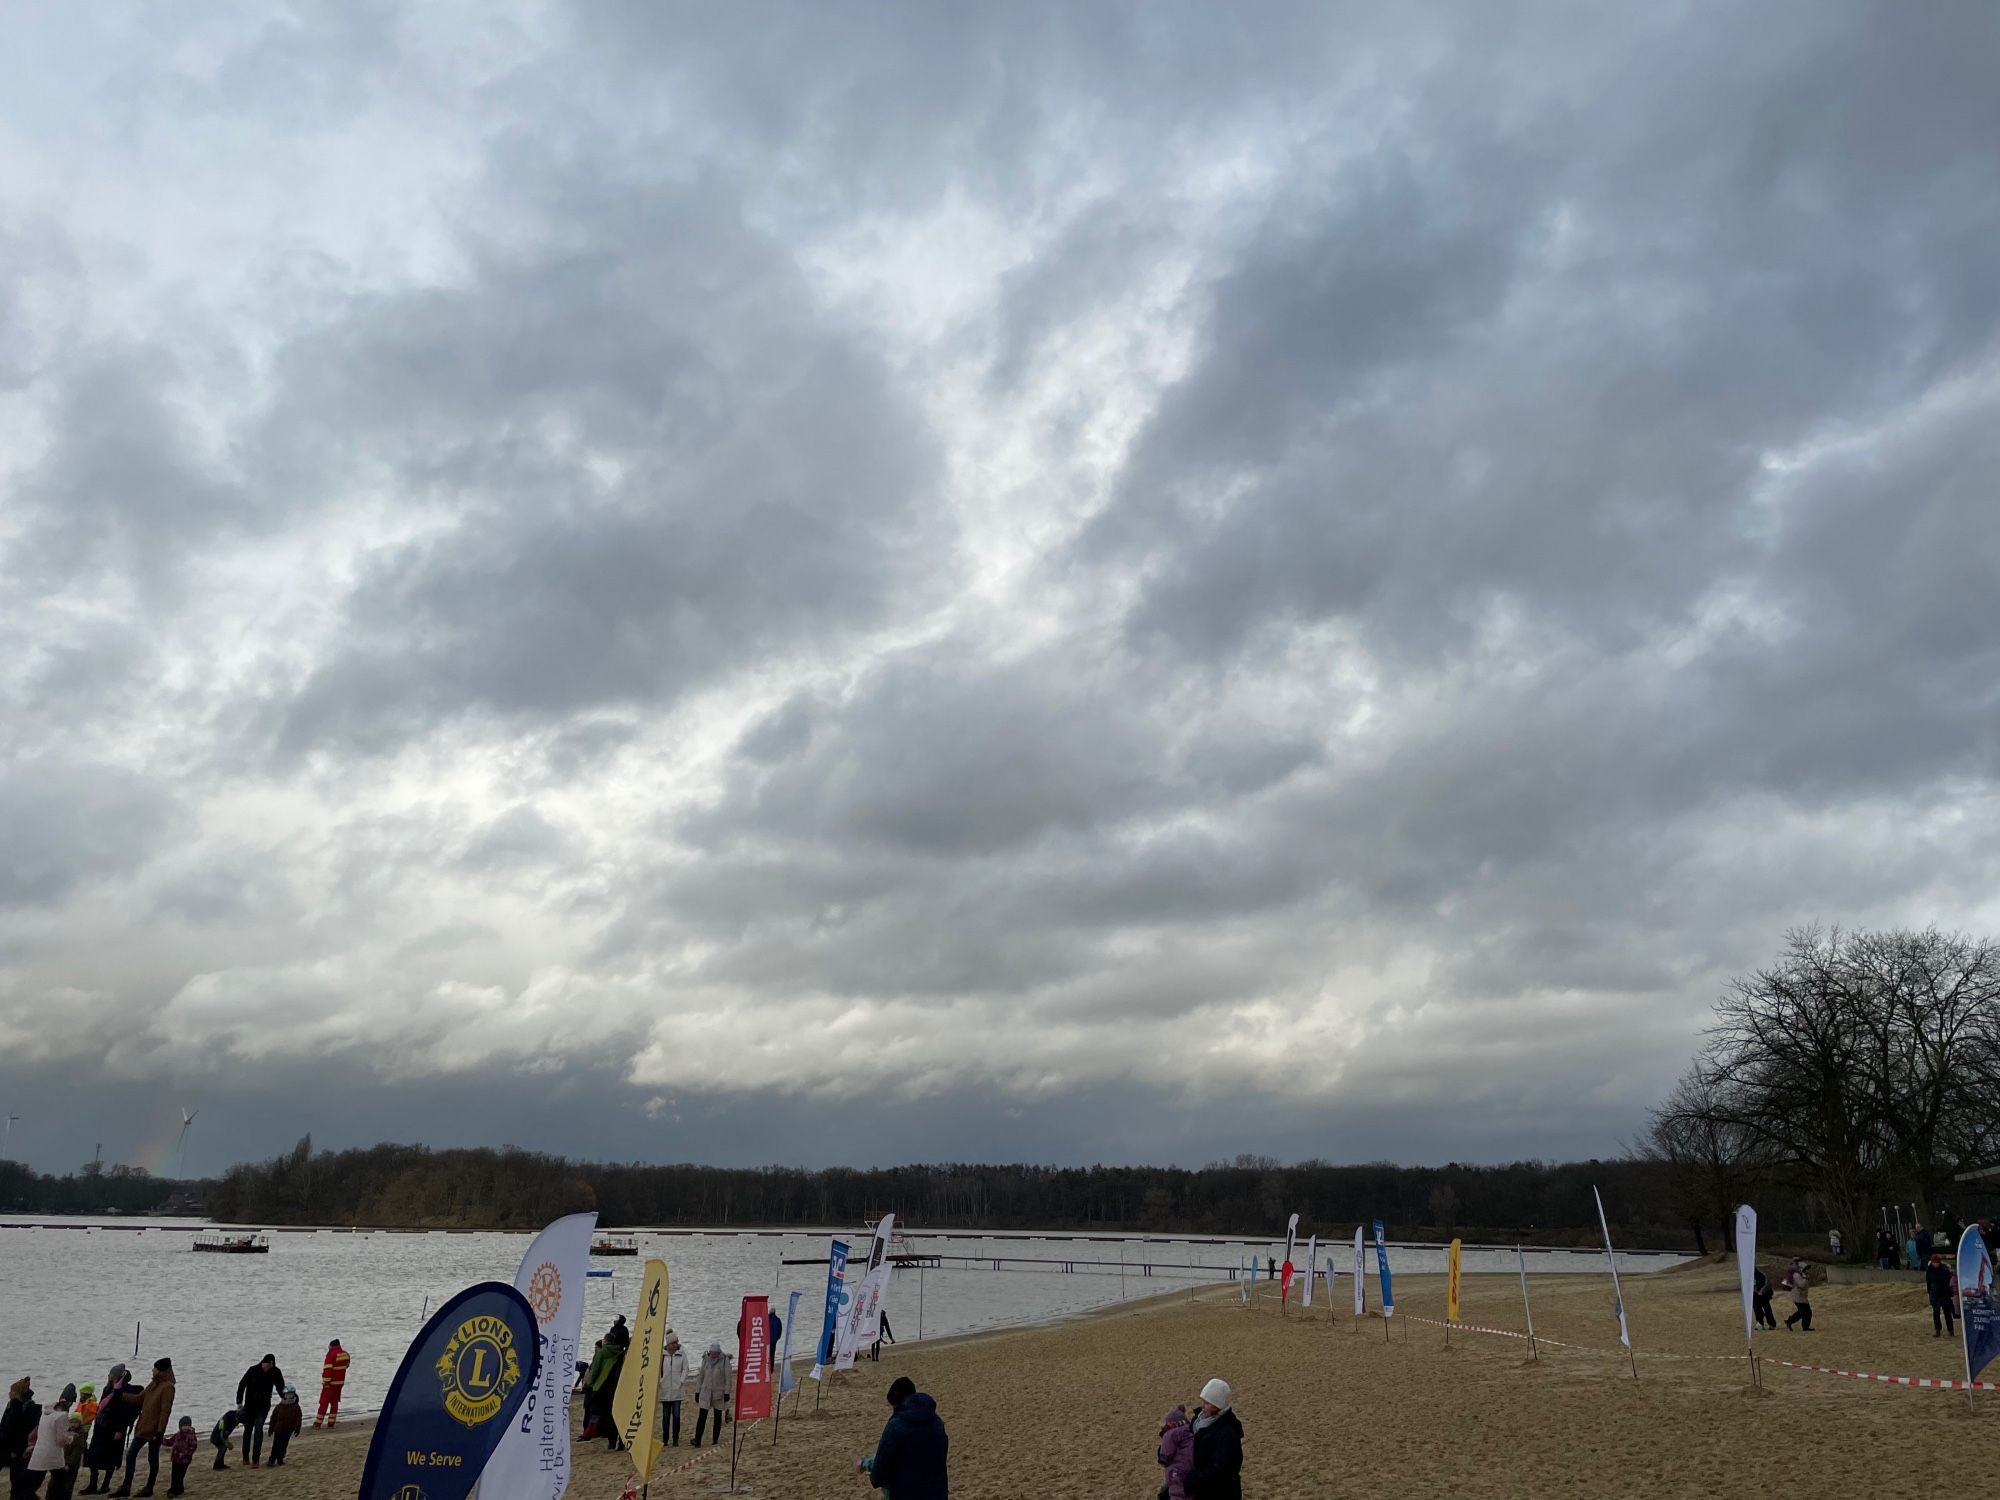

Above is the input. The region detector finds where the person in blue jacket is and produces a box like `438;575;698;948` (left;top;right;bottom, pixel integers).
859;1376;947;1500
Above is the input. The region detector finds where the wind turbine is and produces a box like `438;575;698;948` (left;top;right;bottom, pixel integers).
1;1115;17;1160
173;1109;198;1181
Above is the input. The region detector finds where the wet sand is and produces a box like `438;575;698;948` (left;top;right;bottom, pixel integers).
203;1261;1991;1498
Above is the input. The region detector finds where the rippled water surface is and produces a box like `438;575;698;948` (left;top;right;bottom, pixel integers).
0;1217;1687;1421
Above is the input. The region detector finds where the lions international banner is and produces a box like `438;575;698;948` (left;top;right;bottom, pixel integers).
1352;1226;1366;1316
1446;1238;1462;1322
1959;1224;2000;1382
735;1295;774;1421
1734;1204;1758;1353
1373;1220;1394;1316
357;1282;540;1500
611;1258;671;1478
1301;1234;1317;1308
483;1212;595;1500
810;1238;850;1379
776;1290;803;1396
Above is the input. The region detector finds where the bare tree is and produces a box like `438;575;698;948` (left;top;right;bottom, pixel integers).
1644;1063;1770;1253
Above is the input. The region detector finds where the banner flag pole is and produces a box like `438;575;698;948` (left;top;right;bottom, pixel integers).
1593;1186;1638;1379
1516;1244;1538;1362
1734;1205;1759;1389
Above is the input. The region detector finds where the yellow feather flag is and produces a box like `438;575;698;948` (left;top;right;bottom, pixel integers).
1446;1238;1462;1323
612;1259;671;1481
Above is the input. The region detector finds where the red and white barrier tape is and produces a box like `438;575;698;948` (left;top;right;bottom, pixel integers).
1768;1359;2000;1391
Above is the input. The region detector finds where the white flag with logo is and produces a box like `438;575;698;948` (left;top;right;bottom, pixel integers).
1301;1234;1317;1307
835;1214;896;1370
482;1211;597;1500
1735;1204;1758;1348
1352;1226;1366;1315
1594;1186;1631;1347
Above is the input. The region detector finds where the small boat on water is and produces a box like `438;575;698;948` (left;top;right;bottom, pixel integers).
590;1233;639;1257
193;1231;270;1254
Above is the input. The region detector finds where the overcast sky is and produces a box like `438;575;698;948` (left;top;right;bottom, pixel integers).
2;3;1997;1181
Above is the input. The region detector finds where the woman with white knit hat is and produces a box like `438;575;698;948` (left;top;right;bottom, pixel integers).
1186;1378;1242;1500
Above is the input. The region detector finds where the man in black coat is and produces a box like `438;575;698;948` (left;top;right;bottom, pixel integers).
1927;1253;1959;1336
234;1357;284;1468
1188;1379;1243;1500
862;1377;947;1500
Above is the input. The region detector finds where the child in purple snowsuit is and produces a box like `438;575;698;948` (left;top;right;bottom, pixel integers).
1157;1404;1194;1500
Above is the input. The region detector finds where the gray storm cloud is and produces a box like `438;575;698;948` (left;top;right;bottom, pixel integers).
1;1;1996;1172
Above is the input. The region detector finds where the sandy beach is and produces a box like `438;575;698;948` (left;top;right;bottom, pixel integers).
192;1262;1992;1499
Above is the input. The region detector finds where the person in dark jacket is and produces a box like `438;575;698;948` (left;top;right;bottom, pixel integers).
1927;1253;1959;1336
860;1377;946;1500
206;1414;239;1473
1751;1267;1777;1330
3;1380;41;1500
604;1317;630;1350
82;1374;137;1495
266;1392;301;1469
233;1358;283;1469
1187;1378;1243;1500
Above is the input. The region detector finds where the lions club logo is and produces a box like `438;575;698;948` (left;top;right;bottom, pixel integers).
394;1487;428;1500
435;1313;522;1428
526;1262;562;1324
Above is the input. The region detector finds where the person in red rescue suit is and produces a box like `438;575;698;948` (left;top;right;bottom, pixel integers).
313;1344;349;1429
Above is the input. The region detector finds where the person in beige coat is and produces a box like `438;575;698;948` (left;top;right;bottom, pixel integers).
110;1362;173;1499
690;1344;732;1449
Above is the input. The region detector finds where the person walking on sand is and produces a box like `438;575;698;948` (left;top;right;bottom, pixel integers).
163;1424;194;1500
265;1393;299;1470
657;1332;689;1449
1782;1261;1814;1331
1751;1265;1777;1330
858;1377;947;1500
233;1358;282;1470
83;1374;136;1495
1156;1404;1194;1500
111;1358;174;1499
1187;1379;1243;1500
313;1343;348;1430
691;1344;731;1450
1928;1252;1959;1337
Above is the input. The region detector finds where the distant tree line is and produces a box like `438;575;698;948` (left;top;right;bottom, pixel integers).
0;1157;198;1215
200;1137;1846;1247
1647;926;2000;1258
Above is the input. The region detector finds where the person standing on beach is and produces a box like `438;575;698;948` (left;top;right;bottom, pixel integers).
265;1393;299;1470
163;1423;195;1499
82;1374;136;1495
691;1344;731;1449
233;1357;283;1469
28;1386;77;1500
859;1376;947;1500
605;1316;630;1350
1751;1266;1777;1330
1187;1379;1243;1500
657;1332;689;1449
111;1359;173;1499
3;1381;40;1500
313;1343;348;1430
1927;1253;1958;1337
1157;1404;1194;1500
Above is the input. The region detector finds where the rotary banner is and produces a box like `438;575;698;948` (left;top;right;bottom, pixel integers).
611;1258;671;1478
1446;1238;1462;1322
358;1282;541;1500
483;1212;595;1500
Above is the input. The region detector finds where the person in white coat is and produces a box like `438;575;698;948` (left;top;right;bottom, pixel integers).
27;1387;76;1500
691;1344;732;1449
656;1330;691;1448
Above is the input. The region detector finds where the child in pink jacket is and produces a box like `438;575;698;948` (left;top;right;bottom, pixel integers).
1156;1404;1194;1500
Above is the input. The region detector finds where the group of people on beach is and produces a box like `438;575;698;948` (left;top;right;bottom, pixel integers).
574;1313;744;1452
2;1344;351;1500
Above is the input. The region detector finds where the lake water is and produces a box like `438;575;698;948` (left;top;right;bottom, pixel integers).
0;1218;1688;1421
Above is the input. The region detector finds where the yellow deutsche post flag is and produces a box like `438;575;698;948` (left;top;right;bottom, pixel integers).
1446;1238;1462;1323
612;1258;671;1480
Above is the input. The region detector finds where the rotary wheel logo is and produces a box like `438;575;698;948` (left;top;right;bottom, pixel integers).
527;1262;562;1324
435;1314;522;1428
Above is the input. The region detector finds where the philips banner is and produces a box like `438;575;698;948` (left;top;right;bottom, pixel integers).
810;1238;850;1379
1352;1226;1366;1316
1734;1204;1758;1356
357;1282;540;1500
1446;1238;1462;1323
776;1290;803;1396
1959;1224;2000;1383
1373;1220;1394;1316
484;1212;594;1500
735;1295;774;1421
611;1258;670;1478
